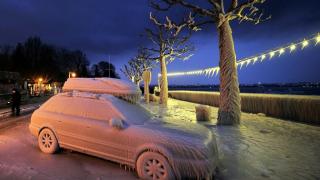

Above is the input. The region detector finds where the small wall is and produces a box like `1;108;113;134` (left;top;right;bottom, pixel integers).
169;91;320;124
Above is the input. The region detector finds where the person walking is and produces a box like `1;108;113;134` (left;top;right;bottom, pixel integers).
11;88;21;116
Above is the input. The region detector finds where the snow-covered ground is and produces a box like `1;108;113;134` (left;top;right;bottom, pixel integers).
141;98;320;180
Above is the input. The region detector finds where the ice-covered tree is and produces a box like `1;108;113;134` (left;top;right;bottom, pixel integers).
145;12;198;105
152;0;270;125
121;48;153;86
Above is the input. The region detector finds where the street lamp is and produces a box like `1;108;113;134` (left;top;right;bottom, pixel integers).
68;72;77;78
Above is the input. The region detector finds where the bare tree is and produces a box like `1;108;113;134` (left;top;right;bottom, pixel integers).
121;48;153;86
152;0;270;125
145;12;198;105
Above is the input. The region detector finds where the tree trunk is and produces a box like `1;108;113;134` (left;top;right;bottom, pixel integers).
143;71;151;103
144;83;150;103
217;20;241;125
136;80;141;87
159;55;168;105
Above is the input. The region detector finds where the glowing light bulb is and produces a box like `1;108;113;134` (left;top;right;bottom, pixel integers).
316;35;320;45
253;57;259;64
269;51;275;59
279;48;285;56
260;54;266;61
238;61;245;69
290;44;296;52
302;40;309;49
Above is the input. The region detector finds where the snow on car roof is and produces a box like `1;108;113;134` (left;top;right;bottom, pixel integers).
62;78;141;103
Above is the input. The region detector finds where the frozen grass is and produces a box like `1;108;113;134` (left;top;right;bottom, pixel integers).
140;98;320;180
169;91;320;124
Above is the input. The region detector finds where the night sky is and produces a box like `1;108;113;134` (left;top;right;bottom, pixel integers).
0;0;319;85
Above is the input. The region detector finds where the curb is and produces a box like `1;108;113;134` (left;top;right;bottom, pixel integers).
0;114;33;130
0;105;40;130
0;105;40;119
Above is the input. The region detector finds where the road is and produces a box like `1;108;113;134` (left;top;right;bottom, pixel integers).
0;115;137;180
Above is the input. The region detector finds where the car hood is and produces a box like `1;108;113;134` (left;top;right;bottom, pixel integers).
139;119;213;145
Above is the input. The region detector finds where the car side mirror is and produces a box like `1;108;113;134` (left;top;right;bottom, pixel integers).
109;118;125;130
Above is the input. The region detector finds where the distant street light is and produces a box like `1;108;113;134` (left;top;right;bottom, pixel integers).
38;77;43;96
68;72;77;78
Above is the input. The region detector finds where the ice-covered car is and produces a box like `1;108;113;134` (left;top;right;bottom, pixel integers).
29;78;218;179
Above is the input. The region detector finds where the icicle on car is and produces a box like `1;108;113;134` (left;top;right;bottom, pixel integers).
29;78;219;179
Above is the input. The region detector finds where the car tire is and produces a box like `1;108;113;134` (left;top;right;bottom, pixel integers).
136;152;174;180
38;128;59;154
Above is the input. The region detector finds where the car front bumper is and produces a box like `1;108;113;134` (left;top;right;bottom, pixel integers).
172;155;218;178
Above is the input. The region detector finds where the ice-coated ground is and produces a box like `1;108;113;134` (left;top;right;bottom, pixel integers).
1;97;319;180
141;98;320;180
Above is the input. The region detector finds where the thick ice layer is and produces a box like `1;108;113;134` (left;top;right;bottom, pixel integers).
39;92;125;121
62;78;141;103
37;91;218;178
140;98;320;180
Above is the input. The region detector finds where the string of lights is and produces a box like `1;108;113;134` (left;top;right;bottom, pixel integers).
159;33;320;77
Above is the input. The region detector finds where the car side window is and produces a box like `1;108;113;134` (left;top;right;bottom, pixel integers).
42;96;123;122
81;98;122;121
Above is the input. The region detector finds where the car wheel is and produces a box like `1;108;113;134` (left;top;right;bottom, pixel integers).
38;128;59;154
136;152;174;180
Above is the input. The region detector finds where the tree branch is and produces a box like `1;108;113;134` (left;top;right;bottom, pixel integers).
226;0;271;24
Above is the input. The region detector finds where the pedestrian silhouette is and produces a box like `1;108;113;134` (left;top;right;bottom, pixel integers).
11;88;21;116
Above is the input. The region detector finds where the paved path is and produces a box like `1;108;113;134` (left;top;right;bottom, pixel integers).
0;115;137;180
141;98;320;180
0;103;41;119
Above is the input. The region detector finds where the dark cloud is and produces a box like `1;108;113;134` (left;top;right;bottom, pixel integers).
1;0;319;57
0;0;150;58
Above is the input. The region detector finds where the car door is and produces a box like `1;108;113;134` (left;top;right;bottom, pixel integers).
77;99;130;163
43;97;97;150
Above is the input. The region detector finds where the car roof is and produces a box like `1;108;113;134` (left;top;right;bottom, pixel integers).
40;91;151;124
